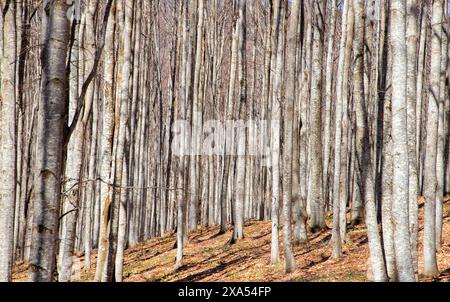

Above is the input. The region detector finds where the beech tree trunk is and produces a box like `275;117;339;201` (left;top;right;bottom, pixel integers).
96;0;117;281
0;0;17;282
282;0;301;273
270;0;283;265
307;0;325;233
422;0;442;279
29;0;70;282
406;0;419;277
435;0;448;251
390;0;415;282
331;0;350;258
233;0;247;242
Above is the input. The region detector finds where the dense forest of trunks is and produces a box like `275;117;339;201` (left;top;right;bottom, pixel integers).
0;0;448;282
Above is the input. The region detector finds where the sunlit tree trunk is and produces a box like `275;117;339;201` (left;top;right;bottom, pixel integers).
233;0;247;242
102;0;133;282
175;0;189;269
423;0;442;279
95;0;117;281
390;0;415;282
406;0;419;277
29;0;70;282
0;0;17;282
270;0;282;265
323;0;338;213
435;0;448;251
307;0;325;233
331;0;349;258
352;0;366;228
282;0;301;273
188;0;204;232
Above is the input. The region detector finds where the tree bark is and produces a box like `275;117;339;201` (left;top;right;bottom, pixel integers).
233;0;247;242
323;0;338;215
95;0;117;281
435;1;448;251
282;0;301;273
0;0;17;282
351;0;365;226
29;0;70;282
307;0;325;233
422;0;442;279
406;0;419;277
270;0;283;265
390;0;415;282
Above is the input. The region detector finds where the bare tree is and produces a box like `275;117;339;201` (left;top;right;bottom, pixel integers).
95;0;117;282
308;0;326;233
406;0;419;277
282;0;301;273
390;0;415;282
270;0;283;265
29;0;70;282
233;0;247;242
422;0;443;279
0;0;17;282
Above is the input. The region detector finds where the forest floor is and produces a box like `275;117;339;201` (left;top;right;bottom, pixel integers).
13;196;450;282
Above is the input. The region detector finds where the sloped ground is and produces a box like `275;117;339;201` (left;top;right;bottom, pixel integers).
13;196;450;282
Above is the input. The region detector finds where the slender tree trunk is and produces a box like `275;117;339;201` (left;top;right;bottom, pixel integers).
332;0;354;242
323;0;338;214
331;0;350;258
435;1;448;251
102;0;133;282
292;0;308;246
84;95;97;270
423;0;442;279
232;0;247;242
406;0;419;277
260;2;272;223
0;0;17;282
176;0;189;269
95;0;117;281
29;0;70;282
299;1;312;227
351;0;365;226
307;0;325;233
58;51;84;282
382;55;398;283
270;0;283;265
282;0;301;273
114;160;128;282
415;3;427;175
15;2;31;259
390;0;415;282
188;0;205;232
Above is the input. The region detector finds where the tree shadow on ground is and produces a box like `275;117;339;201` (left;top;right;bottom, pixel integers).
301;255;330;270
316;234;332;245
248;231;271;240
174;256;247;282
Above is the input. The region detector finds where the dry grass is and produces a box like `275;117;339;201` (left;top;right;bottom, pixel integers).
13;196;450;282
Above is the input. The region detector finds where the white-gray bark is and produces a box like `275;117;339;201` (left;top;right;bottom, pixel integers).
331;0;350;259
95;0;117;281
233;0;247;242
29;0;70;282
270;0;283;265
435;2;448;251
307;0;325;232
406;0;419;277
390;0;415;282
423;0;443;279
0;0;17;282
282;0;301;273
